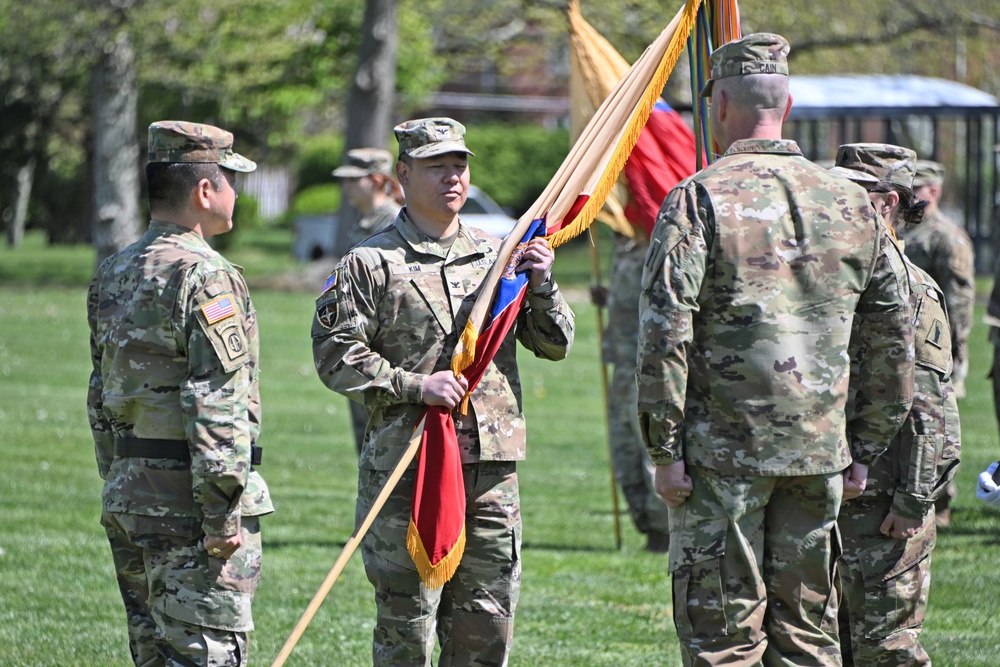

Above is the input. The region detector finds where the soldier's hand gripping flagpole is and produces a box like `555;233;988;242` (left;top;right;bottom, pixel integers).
269;415;427;667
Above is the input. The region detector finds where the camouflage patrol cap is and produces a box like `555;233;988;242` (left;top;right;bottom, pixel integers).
147;121;256;172
829;143;916;189
911;160;945;188
394;117;475;159
700;33;790;98
332;148;394;178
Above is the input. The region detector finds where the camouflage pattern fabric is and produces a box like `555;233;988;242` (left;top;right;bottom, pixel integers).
839;260;958;666
147;120;256;172
637;138;914;474
670;466;843;665
637;138;914;664
87;219;272;663
347;199;402;256
603;235;670;536
357;462;520;666
896;209;975;398
699;33;789;98
102;513;262;666
312;209;574;470
838;502;934;667
311;209;574;660
345;199;402;454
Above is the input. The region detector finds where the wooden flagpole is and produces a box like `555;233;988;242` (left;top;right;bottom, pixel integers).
270;415;427;667
589;230;623;550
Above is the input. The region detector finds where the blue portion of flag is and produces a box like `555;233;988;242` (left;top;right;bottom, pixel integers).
489;216;548;322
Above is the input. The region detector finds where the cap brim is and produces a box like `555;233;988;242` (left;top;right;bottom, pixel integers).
406;141;475;159
699;79;715;98
828;166;879;184
332;166;370;178
219;152;256;173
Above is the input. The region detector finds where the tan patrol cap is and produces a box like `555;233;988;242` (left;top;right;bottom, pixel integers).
394;117;475;159
147;121;256;172
912;160;945;188
700;33;790;98
332;148;395;178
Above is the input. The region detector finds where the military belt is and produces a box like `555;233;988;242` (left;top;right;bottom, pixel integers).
113;437;263;467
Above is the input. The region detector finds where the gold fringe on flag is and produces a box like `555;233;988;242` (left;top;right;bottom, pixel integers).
406;519;467;590
450;0;703;381
547;0;701;249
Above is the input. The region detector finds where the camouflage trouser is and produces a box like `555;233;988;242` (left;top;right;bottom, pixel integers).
349;398;368;455
607;362;670;535
101;511;261;667
669;466;842;667
357;461;521;667
838;499;935;666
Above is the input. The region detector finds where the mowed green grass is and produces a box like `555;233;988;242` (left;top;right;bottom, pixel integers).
1;237;1000;665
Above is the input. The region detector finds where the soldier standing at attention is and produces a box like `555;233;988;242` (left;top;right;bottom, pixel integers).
332;147;404;454
636;34;915;665
895;160;974;527
87;121;273;666
311;117;574;665
830;143;960;667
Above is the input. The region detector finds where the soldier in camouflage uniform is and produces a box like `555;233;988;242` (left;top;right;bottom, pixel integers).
636;34;915;666
897;160;975;400
594;233;671;551
830;144;961;667
332;148;404;454
312;118;574;666
896;160;974;527
87;121;273;666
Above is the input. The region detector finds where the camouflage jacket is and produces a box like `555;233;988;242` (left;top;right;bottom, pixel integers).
87;220;273;537
347;200;401;250
312;210;575;470
637;139;914;476
601;233;646;367
896;209;975;360
850;259;960;518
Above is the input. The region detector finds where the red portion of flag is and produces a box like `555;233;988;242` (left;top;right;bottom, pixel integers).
408;220;543;589
410;406;466;571
622;102;699;238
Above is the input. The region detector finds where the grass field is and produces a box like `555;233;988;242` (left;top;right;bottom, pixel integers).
2;231;1000;665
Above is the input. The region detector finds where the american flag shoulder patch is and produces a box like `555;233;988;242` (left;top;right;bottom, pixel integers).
200;294;238;325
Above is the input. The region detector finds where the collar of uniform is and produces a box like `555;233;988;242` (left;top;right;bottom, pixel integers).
147;219;212;248
396;208;490;262
723;138;803;157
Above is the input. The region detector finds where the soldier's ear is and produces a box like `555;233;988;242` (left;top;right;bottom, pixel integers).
395;160;409;186
193;178;214;211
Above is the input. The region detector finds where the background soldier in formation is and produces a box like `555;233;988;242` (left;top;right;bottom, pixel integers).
896;160;974;527
831;143;960;667
593;232;671;552
636;34;914;665
87;121;273;666
312;118;574;665
331;147;404;454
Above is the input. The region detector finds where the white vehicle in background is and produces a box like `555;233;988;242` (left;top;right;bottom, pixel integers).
293;184;517;260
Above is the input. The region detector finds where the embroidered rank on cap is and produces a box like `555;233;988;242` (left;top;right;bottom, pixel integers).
201;294;238;325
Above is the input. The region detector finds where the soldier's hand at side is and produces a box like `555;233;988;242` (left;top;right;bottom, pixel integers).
421;371;469;409
842;461;868;501
879;511;922;540
654;461;693;509
589;285;608;307
517;238;555;288
204;533;243;560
